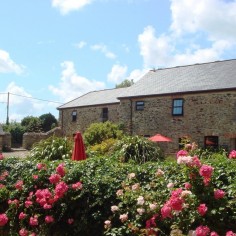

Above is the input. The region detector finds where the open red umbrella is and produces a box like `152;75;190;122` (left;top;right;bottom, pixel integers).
149;134;172;142
72;132;86;161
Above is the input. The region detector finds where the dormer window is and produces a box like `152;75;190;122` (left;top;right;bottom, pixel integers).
72;110;77;122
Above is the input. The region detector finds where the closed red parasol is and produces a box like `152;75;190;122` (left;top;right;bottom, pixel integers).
149;134;172;142
72;132;86;161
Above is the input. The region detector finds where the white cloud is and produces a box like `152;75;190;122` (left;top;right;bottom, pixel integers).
74;41;87;49
91;44;116;59
126;69;148;83
170;0;236;42
49;61;106;102
0;49;24;74
52;0;92;15
107;64;127;83
0;82;58;123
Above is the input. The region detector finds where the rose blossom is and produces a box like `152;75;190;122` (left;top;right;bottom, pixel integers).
0;153;4;160
131;183;140;191
56;163;66;177
156;168;164;177
55;181;68;198
161;203;172;219
104;220;111;229
19;212;27;220
19;228;28;236
111;205;119;212
15;180;24;190
214;189;225;199
226;231;236;236
72;181;83;190
0;213;8;226
167;182;174;189
210;232;219;236
119;213;128;223
37;163;46;170
29;215;38;226
0;184;5;188
25;200;33;208
45;215;54;223
176;150;188;158
137;208;145;215
149;203;157;211
137;196;145;205
116;189;123;196
128;173;135;179
49;174;61;184
229;150;236;159
195;225;210;236
199;165;214;179
68;218;74;224
184;182;192;189
197;204;208;216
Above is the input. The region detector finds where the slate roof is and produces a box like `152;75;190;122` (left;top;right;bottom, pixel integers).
118;59;236;99
58;87;127;109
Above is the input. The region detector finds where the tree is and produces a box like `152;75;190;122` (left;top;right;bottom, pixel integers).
39;113;58;132
21;116;42;133
115;79;134;88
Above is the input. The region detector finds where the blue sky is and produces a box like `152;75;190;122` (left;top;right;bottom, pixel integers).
0;0;236;123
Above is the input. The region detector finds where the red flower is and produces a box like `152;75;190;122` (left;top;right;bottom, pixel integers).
55;181;68;198
214;189;225;199
29;215;38;226
0;213;8;226
195;225;210;236
72;181;83;190
229;150;236;159
197;203;208;216
45;215;54;223
15;180;24;190
19;212;27;220
49;174;61;184
0;153;4;160
56;163;66;177
19;228;28;236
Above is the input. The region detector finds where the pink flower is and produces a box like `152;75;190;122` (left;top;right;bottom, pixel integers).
29;215;38;226
19;228;28;236
184;182;192;189
149;203;157;211
111;205;119;212
25;200;33;208
131;183;140;191
137;208;145;215
161;203;172;219
8;199;19;206
197;204;208;216
170;197;183;211
116;189;123;196
119;213;128;223
72;181;83;190
45;215;54;223
55;181;68;198
226;231;236;236
0;184;5;188
128;173;135;179
37;163;46;170
156;168;164;177
49;174;61;184
137;196;145;205
214;189;225;199
195;225;210;236
56;163;66;177
0;153;4;160
15;180;24;190
104;220;111;229
176;150;188;158
33;175;38;180
68;218;74;224
0;213;8;226
167;182;174;188
229;150;236;159
210;232;219;236
19;212;27;220
199;165;214;179
43;203;52;209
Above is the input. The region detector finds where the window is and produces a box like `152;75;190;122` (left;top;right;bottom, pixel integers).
72;110;77;122
204;136;218;149
172;99;184;116
136;101;144;111
101;108;108;122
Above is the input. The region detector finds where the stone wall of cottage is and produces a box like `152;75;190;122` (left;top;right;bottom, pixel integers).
22;127;63;149
59;104;120;136
119;91;236;155
0;133;11;152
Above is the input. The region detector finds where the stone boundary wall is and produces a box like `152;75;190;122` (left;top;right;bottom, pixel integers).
0;133;11;152
22;127;63;150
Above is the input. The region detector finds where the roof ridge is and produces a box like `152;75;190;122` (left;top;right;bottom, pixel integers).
153;58;236;72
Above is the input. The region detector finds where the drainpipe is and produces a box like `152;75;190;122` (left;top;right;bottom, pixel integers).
129;99;133;135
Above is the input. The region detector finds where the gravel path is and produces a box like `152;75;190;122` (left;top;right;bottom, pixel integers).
2;149;30;158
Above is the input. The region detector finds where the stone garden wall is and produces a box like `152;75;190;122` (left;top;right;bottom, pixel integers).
22;127;63;149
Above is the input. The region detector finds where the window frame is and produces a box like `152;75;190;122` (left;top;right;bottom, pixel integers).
101;107;108;122
172;98;184;116
72;110;77;122
136;101;145;111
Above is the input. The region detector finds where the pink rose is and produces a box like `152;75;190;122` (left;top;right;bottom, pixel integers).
25;200;33;208
68;218;74;224
56;163;66;177
72;181;83;190
161;203;172;219
0;153;4;160
197;203;208;216
176;150;188;158
210;232;219;236
167;182;174;188
49;174;61;184
199;165;214;179
37;163;46;170
29;215;38;226
0;213;8;226
229;150;236;159
226;231;236;236
119;213;128;223
55;181;68;198
111;205;119;212
214;189;225;199
19;212;27;220
19;228;28;236
195;225;210;236
45;215;54;223
184;182;192;189
15;180;24;190
104;220;111;229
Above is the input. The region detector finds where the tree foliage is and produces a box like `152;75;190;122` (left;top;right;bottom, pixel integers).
39;113;58;132
115;79;134;88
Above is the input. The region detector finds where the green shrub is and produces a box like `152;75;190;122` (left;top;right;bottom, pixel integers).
83;121;123;146
29;136;73;161
114;135;164;164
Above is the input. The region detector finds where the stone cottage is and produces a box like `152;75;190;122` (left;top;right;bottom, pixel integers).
58;59;236;154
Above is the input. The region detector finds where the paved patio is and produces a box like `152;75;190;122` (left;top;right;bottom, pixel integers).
2;148;30;158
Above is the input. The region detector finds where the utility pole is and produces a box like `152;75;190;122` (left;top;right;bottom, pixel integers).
6;92;9;125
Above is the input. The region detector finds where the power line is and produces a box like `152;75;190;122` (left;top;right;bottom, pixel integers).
9;93;63;104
